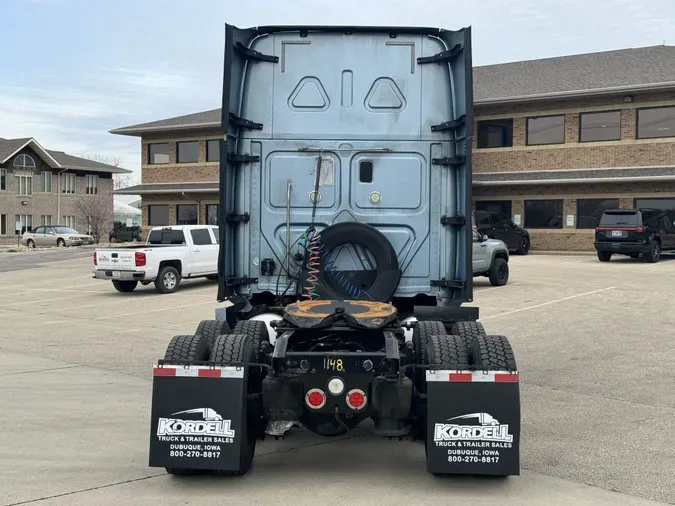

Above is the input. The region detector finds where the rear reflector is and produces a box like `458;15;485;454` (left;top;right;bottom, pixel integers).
426;370;519;383
153;365;244;378
93;252;97;265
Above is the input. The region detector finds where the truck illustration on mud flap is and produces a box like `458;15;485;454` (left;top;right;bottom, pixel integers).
147;22;521;479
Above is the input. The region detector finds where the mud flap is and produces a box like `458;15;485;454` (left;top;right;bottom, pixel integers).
425;369;520;476
149;364;248;471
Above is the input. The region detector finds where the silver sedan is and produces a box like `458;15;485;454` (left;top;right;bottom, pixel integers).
21;226;94;248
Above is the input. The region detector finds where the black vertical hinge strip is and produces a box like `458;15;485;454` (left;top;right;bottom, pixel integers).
233;42;279;63
431;114;466;133
416;43;463;65
431;156;466;166
228;113;263;131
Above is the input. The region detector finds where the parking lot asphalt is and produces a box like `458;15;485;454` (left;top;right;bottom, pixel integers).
1;252;674;505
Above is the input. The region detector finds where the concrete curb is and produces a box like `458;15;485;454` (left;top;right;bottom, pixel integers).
530;250;596;256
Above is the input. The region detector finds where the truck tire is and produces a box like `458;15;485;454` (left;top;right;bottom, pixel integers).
412;320;446;388
644;239;661;263
195;319;231;348
232;320;271;363
488;257;509;286
517;237;530;255
450;321;486;363
112;280;138;293
426;333;470;371
470;334;517;371
155;265;181;293
421;333;470;457
597;251;612;262
162;334;210;476
209;333;260;476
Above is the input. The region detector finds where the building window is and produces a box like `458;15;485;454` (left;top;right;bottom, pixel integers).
579;111;621;142
41;215;52;226
176;204;198;225
177;141;199;163
0;214;6;235
576;198;619;229
148;205;169;226
635;197;675;224
86;174;98;194
526;115;565;145
477;119;513;148
636;106;675;139
15;214;33;234
61;173;76;194
148;143;169;164
524;199;563;228
16;175;33;196
13;154;36;169
206;140;220;162
206;204;218;225
1;169;6;191
62;216;76;229
475;200;512;221
40;171;52;192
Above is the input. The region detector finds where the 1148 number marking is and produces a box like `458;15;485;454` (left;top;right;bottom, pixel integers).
323;358;344;371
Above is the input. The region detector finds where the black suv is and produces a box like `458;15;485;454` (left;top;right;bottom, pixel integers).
594;208;675;263
473;210;531;254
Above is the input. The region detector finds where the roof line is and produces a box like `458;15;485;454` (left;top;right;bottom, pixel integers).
1;138;61;167
475;81;675;105
475;165;675;175
114;188;218;195
109;121;221;136
474;175;675;186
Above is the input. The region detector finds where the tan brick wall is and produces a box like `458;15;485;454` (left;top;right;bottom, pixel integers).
0;146;114;234
473;91;675;173
140;193;219;238
141;129;222;184
474;182;675;251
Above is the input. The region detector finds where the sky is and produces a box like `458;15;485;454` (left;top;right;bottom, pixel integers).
1;0;674;191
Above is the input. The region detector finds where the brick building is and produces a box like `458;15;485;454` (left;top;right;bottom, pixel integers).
111;44;675;251
0;137;131;238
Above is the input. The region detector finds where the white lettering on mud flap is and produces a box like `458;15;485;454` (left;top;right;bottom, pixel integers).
433;412;513;464
157;408;236;452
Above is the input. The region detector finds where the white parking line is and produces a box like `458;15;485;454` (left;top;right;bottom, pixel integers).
5;292;105;306
36;292;216;314
94;299;222;320
479;286;616;321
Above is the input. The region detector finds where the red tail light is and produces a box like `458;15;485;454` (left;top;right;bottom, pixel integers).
637;226;644;232
135;252;146;267
93;252;97;265
346;389;367;410
595;227;599;232
305;388;326;409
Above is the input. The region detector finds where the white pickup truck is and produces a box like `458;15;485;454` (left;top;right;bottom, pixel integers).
92;225;220;293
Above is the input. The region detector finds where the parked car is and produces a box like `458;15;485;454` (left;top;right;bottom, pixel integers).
594;208;675;263
22;226;94;248
473;210;531;255
92;225;220;293
109;225;142;243
472;228;510;286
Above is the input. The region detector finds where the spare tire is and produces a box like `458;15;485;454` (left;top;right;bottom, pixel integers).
307;222;401;302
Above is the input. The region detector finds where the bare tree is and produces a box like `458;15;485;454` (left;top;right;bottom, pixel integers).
74;195;114;244
82;153;137;190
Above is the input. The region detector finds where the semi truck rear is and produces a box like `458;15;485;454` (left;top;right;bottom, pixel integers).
148;23;521;478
